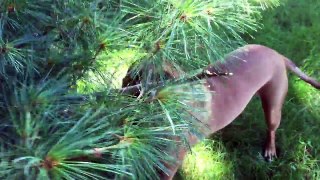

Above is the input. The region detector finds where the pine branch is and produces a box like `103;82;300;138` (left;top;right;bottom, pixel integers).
0;0;281;179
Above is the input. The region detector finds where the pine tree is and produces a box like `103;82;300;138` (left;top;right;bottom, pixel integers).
0;0;279;179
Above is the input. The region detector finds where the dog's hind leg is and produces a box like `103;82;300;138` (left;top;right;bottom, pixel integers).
258;74;288;162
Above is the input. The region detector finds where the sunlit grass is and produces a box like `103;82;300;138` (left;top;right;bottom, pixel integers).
76;49;142;93
179;140;234;180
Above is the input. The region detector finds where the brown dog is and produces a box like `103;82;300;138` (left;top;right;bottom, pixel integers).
122;44;320;179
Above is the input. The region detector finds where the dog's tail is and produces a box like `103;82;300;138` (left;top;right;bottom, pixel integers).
283;57;320;89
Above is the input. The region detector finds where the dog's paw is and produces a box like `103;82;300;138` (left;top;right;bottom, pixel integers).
264;146;277;162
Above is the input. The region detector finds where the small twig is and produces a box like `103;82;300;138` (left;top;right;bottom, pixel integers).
62;68;233;103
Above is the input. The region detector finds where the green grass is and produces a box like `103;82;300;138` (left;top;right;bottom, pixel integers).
178;0;320;179
180;140;234;180
76;48;143;93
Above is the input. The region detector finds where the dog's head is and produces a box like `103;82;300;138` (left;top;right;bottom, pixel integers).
121;61;183;97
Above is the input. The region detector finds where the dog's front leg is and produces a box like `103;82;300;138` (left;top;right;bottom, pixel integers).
160;133;200;179
160;147;188;180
